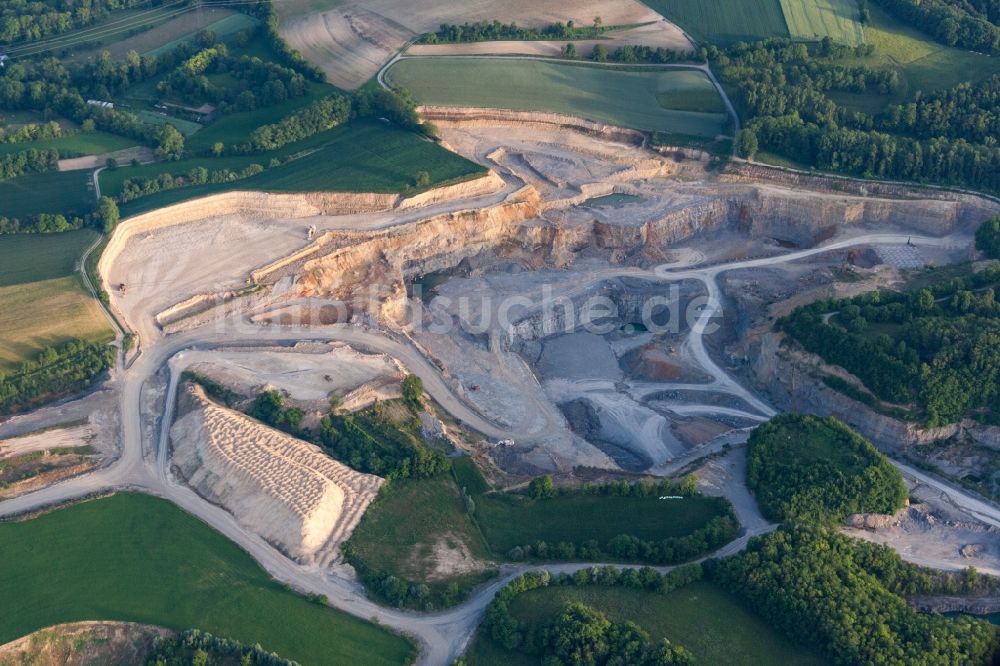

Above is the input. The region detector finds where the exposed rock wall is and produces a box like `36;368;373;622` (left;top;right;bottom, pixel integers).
420;106;648;146
170;385;382;563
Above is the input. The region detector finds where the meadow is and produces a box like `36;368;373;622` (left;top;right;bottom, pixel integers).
0;276;112;373
108;120;487;217
780;0;863;46
0;132;134;158
475;492;731;553
640;0;789;46
385;58;728;136
465;581;826;665
0;170;95;220
0;230;97;287
0;493;414;665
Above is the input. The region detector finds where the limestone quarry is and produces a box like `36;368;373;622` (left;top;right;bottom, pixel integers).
78;107;1000;590
170;384;382;563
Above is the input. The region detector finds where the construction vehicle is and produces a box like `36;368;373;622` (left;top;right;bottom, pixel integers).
118;283;127;295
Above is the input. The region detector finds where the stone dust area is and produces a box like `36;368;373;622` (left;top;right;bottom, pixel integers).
170;384;383;564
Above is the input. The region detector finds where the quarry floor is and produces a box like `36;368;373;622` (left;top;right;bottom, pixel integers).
2;118;1000;662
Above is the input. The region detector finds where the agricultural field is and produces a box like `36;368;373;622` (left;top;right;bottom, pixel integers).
385;58;728;136
0;231;111;372
0;230;98;288
68;7;253;61
0;170;95;220
0;493;414;665
0;132;134;159
475;492;731;554
105;120;488;217
465;581;826;665
640;0;789;46
780;0;864;46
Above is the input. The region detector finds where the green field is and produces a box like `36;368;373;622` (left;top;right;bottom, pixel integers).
0;230;97;287
476;493;731;554
0;132;134;158
830;4;1000;112
0;493;413;665
641;0;789;46
346;473;496;606
780;0;864;46
385;58;728;136
105;120;487;217
0;170;95;220
465;581;826;665
185;83;342;152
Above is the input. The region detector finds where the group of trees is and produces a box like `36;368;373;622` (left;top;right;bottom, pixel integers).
872;0;1000;54
536;602;694;666
707;527;998;665
0;147;58;181
527;474;701;501
242;94;351;152
483;565;702;660
0;340;114;415
146;628;298;666
423;19;606;44
746;413;908;524
0;119;62;144
780;257;1000;425
716;39;1000;193
0;196;117;234
0;0;156;46
155;44;311;115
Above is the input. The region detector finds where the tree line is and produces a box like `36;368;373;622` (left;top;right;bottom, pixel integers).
779;255;1000;425
0;146;58;181
719;39;1000;194
422;19;608;44
0;195;118;235
0;340;114;415
146;628;298;666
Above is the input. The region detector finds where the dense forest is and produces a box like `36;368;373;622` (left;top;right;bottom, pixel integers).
716;40;1000;193
780;255;1000;425
0;340;114;414
707;527;998;666
747;414;908;524
0;0;159;46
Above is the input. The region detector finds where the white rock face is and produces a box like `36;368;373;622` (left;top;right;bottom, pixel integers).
171;385;383;563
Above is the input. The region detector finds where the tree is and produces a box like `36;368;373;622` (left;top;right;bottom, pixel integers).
562;42;577;58
528;474;556;499
414;170;431;188
94;196;119;233
212;141;225;157
105;157;118;170
592;44;608;62
155;123;185;161
401;374;423;411
975;217;1000;259
737;128;759;159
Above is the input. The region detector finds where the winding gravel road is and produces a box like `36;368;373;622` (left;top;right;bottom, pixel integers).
0;228;991;665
